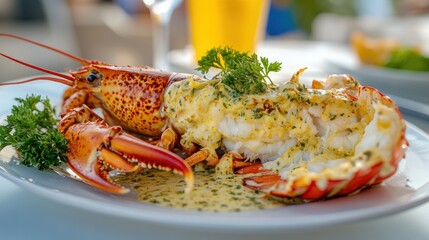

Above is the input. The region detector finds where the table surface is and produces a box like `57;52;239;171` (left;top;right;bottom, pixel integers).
1;41;429;240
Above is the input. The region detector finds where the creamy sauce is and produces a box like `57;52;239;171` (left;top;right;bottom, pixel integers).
114;168;284;212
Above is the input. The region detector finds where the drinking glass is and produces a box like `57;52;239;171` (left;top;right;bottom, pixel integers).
187;0;269;62
142;0;183;70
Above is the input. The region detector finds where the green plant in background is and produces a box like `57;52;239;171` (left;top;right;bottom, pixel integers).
384;47;429;71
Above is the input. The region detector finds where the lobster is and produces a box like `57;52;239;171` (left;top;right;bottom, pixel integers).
0;34;408;203
0;34;194;194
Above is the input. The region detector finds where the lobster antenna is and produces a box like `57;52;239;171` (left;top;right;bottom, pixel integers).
0;76;73;87
0;53;75;82
0;33;90;65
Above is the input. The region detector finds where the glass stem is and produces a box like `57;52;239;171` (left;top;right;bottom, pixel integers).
150;11;172;70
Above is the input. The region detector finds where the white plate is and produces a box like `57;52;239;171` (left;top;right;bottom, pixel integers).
1;80;429;232
324;46;429;105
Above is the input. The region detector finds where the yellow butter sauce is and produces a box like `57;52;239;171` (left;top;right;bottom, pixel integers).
114;168;284;212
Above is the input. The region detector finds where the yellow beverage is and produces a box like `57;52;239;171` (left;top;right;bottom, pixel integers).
187;0;269;61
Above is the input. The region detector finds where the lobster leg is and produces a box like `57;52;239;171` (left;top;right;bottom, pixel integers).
156;128;228;167
62;88;102;114
235;163;271;174
185;148;219;167
156;128;178;151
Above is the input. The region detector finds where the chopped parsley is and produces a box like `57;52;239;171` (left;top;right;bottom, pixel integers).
195;47;282;96
0;95;68;170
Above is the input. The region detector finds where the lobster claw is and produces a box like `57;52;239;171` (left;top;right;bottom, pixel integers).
59;106;194;194
109;132;195;192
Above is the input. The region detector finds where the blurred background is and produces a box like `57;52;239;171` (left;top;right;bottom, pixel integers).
1;0;429;81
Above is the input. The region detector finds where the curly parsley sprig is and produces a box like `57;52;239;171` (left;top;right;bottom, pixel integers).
195;47;282;96
0;95;68;170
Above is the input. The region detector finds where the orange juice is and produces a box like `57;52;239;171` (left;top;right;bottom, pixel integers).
187;0;269;61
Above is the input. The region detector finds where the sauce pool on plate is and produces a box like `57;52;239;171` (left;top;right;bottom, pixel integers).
114;168;284;212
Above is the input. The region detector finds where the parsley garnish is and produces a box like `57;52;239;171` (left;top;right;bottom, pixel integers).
0;95;68;170
195;47;282;96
